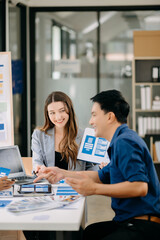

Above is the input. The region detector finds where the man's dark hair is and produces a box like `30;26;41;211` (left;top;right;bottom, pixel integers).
91;90;130;123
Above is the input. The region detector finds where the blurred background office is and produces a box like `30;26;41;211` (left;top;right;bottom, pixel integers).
0;2;160;239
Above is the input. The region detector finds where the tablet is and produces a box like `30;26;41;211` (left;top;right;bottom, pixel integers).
18;184;52;194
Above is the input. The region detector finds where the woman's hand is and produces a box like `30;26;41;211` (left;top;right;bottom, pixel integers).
34;165;46;175
0;176;15;191
99;162;108;169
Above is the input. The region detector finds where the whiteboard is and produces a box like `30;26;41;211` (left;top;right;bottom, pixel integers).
0;52;14;146
77;128;110;164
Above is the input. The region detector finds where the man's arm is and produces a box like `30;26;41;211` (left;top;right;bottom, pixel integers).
66;174;148;197
94;180;148;197
34;166;148;198
34;166;101;184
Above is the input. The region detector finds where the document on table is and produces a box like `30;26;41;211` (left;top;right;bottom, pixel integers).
63;197;83;209
52;182;82;209
77;128;110;164
0;200;12;208
0;188;13;197
6;195;82;215
55;186;79;196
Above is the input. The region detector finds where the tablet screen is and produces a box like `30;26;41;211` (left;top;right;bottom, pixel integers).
19;184;52;194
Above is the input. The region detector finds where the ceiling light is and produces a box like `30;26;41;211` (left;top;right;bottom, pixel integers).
145;15;160;23
82;12;116;34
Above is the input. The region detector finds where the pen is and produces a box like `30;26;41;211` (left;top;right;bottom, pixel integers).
33;171;38;176
6;178;15;182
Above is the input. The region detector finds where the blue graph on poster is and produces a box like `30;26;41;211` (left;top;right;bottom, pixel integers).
82;135;96;155
94;138;109;157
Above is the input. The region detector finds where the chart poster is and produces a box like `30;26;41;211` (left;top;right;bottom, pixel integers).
0;52;14;146
77;128;110;164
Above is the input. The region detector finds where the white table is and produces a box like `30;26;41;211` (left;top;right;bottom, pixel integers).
0;197;85;231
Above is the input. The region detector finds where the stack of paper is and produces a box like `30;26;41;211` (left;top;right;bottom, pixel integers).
7;195;81;215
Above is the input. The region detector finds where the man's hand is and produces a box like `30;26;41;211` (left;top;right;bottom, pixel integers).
65;172;96;196
34;167;64;184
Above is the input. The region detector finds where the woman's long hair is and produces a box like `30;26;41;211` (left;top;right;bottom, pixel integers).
40;91;78;168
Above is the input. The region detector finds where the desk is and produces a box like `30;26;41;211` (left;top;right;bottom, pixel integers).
0;156;86;239
0;197;85;231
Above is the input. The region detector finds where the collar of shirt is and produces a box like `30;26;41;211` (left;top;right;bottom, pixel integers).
108;123;128;149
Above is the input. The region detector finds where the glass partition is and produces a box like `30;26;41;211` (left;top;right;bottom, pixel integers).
35;10;160;131
9;5;24;153
35;12;97;130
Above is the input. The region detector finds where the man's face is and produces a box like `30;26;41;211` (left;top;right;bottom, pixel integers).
89;102;109;139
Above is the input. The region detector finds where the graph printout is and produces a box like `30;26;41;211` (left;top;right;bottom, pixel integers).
0;52;13;146
77;128;110;164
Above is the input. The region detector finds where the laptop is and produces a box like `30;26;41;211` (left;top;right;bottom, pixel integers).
0;145;36;185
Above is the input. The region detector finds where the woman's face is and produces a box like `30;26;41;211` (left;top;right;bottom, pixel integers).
47;101;69;130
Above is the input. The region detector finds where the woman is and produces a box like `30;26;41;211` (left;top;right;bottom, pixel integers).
0;176;14;191
32;91;97;173
24;91;97;240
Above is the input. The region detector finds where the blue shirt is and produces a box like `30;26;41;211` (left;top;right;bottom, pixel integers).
98;124;160;222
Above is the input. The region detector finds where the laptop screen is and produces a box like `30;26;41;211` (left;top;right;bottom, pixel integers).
0;146;25;178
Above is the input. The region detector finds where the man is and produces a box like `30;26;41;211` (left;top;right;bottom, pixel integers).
35;90;160;240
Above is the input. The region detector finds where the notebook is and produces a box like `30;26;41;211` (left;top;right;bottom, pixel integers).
0;145;36;185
